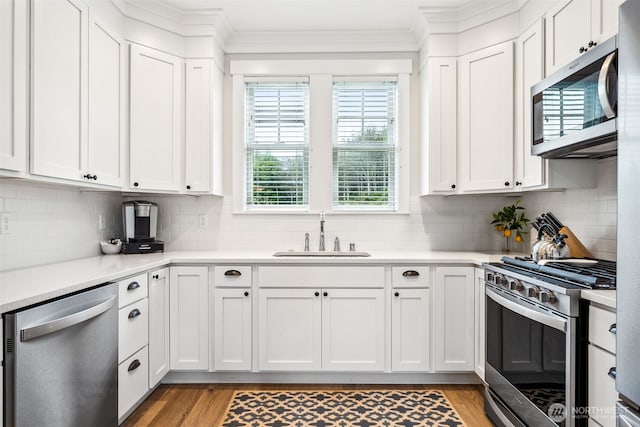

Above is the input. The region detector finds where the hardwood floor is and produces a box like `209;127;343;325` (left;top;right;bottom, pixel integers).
123;383;492;427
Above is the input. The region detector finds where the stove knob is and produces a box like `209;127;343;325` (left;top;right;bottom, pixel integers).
509;280;524;291
496;275;507;286
539;290;557;304
528;287;540;298
486;272;494;283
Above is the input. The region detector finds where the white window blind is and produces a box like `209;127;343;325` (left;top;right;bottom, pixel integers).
332;81;397;210
245;81;309;208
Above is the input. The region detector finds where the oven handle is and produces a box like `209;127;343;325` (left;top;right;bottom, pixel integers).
486;288;566;332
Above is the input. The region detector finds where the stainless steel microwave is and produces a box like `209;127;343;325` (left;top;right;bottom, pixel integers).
532;36;618;159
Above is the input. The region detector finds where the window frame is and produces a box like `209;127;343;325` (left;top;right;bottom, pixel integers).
230;59;411;214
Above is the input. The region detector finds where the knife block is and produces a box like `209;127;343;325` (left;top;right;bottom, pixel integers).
560;226;593;258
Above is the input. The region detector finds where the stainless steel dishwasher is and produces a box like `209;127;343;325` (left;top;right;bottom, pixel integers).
3;283;118;427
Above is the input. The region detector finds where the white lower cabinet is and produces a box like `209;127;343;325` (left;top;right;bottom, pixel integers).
391;288;430;372
148;267;170;388
118;346;149;419
214;288;253;370
474;267;485;380
118;299;149;363
258;287;384;372
322;289;385;371
434;266;475;372
588;304;618;427
259;288;322;371
170;266;209;370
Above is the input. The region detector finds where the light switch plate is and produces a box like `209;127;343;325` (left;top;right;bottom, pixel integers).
1;213;13;234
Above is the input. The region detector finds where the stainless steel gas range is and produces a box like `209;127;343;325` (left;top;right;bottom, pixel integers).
482;257;616;427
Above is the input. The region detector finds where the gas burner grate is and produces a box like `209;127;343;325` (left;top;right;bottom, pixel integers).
501;257;616;289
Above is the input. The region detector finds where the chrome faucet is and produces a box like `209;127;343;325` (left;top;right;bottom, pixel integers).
319;211;326;251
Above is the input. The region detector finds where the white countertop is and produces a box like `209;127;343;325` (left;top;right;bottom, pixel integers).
581;289;616;310
1;250;614;314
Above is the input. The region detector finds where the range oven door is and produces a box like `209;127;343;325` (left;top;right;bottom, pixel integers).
485;285;577;427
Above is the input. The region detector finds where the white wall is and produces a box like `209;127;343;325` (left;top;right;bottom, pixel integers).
0;180;122;271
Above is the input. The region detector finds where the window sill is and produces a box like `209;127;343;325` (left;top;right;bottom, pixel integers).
233;210;410;216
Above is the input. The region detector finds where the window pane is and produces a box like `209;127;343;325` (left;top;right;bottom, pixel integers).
333;81;397;210
245;82;309;208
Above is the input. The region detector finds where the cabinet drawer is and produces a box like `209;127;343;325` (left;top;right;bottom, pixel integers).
118;346;149;419
588;345;617;427
258;266;385;288
391;266;430;287
118;273;148;308
589;305;616;354
214;266;252;287
119;299;149;363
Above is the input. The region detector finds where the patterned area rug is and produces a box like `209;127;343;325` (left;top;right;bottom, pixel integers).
221;390;466;426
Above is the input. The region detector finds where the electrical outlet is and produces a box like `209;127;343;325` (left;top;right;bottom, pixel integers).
198;214;208;228
1;213;13;234
98;214;106;230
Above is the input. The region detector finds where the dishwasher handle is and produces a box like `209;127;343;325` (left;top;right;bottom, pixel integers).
20;295;117;342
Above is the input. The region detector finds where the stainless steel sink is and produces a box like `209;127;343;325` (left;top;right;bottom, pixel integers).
273;251;371;257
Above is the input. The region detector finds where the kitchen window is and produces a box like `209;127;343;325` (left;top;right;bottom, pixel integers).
230;59;411;214
244;80;310;209
333;80;397;210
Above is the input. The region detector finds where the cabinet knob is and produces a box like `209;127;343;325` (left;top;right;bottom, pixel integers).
128;359;141;372
127;281;140;291
128;308;142;319
451;184;456;189
504;181;510;187
315;291;320;297
152;274;159;280
186;185;191;190
83;174;91;180
93;175;97;180
579;46;587;53
394;292;400;297
609;323;617;334
133;182;139;187
244;291;249;297
323;292;328;297
515;181;522;186
588;40;597;48
608;367;617;380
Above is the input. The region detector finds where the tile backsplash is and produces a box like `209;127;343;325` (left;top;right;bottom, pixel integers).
0;158;617;271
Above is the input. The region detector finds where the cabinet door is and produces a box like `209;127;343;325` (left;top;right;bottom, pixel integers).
214;288;252;371
148;267;170;388
31;0;88;181
425;57;457;194
458;41;514;192
170;266;209;370
588;345;617;427
515;19;545;189
185;59;212;193
258;288;322;371
0;0;27;172
130;44;182;191
545;0;591;75
322;289;385;371
592;0;624;46
87;13;124;187
474;268;485;381
391;288;430;372
434;266;474;371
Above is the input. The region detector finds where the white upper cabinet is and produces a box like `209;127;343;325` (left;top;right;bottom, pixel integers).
546;0;624;75
458;41;514;192
515;19;545;190
30;0;88;182
185;59;213;193
423;57;457;194
0;0;27;172
30;0;123;187
130;45;183;192
87;13;124;187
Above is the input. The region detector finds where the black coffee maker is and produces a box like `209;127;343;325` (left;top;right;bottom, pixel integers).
122;201;164;254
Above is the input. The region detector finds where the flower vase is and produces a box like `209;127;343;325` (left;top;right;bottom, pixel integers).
504;236;511;253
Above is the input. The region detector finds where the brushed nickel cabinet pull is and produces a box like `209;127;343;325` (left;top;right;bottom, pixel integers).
127;281;140;291
128;308;141;319
402;270;420;277
224;270;242;276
